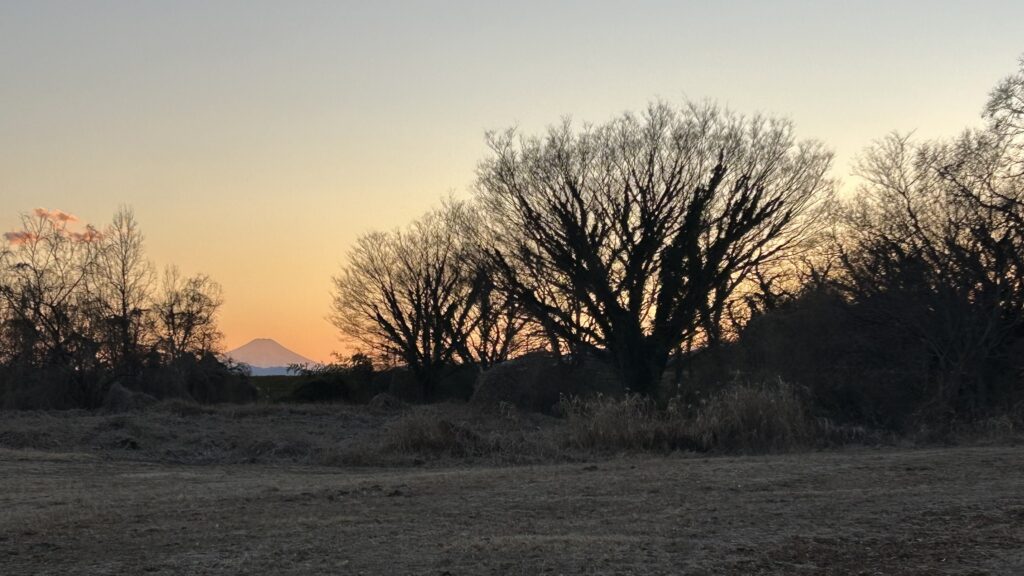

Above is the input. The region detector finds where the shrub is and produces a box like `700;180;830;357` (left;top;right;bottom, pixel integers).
680;288;931;430
102;382;157;412
289;359;385;404
472;352;622;414
287;378;347;403
368;392;404;411
134;354;256;405
373;365;475;404
0;364;102;410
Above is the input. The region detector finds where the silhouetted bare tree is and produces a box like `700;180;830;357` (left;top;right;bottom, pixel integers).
0;209;103;370
153;266;224;362
91;206;155;374
0;207;245;408
331;201;525;398
462;271;531;368
476;102;832;394
838;62;1024;417
986;56;1024;142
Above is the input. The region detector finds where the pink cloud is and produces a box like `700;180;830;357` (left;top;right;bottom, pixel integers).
33;208;79;224
3;231;39;246
5;209;98;245
70;226;103;243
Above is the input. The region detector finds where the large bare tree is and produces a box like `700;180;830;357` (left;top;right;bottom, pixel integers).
331;201;524;398
475;102;833;394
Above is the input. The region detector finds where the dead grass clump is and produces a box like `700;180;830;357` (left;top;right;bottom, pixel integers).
814;417;891;447
0;427;57;451
560;394;690;452
368;392;404;412
239;438;316;461
559;380;821;454
691;380;815;453
926;410;1024;446
363;404;566;465
379;409;484;456
219;403;328;419
979;413;1021;436
149;398;213;417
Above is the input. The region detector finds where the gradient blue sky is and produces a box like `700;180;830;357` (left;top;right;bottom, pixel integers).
2;1;1022;360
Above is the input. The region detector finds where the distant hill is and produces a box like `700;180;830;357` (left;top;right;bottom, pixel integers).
225;338;315;376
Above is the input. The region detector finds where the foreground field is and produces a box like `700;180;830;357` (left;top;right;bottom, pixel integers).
1;444;1022;575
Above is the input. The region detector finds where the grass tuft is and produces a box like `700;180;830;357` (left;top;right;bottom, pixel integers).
560;380;823;454
691;380;816;453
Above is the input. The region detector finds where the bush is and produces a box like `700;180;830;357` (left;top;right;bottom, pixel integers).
372;365;476;404
681;289;931;430
0;363;103;410
472;352;622;414
287;378;348;403
102;383;157;412
0;355;258;410
368;392;404;411
434;365;478;402
190;354;257;403
133;354;256;405
288;359;385;404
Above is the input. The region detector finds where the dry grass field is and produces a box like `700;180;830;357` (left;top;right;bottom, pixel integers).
1;405;1022;575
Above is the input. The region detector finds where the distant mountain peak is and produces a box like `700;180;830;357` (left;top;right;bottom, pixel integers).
225;338;314;369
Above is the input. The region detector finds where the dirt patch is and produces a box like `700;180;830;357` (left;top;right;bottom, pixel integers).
0;445;1021;575
0;403;393;465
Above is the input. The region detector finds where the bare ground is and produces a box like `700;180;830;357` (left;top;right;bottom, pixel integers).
1;440;1022;575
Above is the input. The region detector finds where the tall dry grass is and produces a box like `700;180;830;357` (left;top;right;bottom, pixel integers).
362;403;566;465
364;380;873;462
559;393;691;451
560;380;822;454
0;381;905;467
690;381;816;452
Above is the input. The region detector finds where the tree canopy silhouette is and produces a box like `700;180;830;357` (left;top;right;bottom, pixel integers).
474;102;833;394
331;201;525;399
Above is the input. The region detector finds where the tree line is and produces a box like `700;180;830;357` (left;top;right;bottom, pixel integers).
4;59;1020;424
332;59;1024;428
0;207;247;408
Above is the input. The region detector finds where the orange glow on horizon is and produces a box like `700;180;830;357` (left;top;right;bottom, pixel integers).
3;3;1021;364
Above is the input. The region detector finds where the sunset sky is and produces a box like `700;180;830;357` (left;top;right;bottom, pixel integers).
2;1;1022;362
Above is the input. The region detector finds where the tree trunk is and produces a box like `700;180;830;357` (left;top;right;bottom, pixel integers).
611;336;669;396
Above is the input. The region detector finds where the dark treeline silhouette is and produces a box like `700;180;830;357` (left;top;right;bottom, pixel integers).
332;59;1024;431
5;60;1020;430
0;207;253;409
